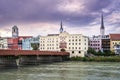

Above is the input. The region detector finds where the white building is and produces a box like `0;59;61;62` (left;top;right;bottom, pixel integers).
39;22;88;57
114;44;120;55
0;37;8;49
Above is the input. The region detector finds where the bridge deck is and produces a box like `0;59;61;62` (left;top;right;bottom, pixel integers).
0;49;69;56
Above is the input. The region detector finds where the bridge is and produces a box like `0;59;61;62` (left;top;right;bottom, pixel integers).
0;49;69;68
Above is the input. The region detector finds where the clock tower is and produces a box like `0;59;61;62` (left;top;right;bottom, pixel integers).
12;25;19;38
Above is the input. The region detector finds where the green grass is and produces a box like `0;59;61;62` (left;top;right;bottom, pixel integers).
70;56;120;62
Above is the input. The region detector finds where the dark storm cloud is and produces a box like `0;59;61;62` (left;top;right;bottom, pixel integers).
0;0;118;27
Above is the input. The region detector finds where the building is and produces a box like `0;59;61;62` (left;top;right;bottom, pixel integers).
89;13;111;52
110;34;120;52
0;26;32;50
114;44;120;55
101;35;110;52
39;22;88;57
0;37;8;49
7;38;19;50
22;36;40;50
89;35;102;52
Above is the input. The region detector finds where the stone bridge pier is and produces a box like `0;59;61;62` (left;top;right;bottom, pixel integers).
0;56;17;68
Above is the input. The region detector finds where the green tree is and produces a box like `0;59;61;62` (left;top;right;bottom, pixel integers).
87;48;97;54
31;43;39;50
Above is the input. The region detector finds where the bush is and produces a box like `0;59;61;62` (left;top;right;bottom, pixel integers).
70;56;120;62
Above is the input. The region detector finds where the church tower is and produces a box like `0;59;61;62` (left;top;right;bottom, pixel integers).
12;25;19;38
60;20;63;33
100;13;105;36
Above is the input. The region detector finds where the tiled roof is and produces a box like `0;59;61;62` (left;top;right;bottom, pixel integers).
0;49;69;56
48;34;59;36
110;34;120;40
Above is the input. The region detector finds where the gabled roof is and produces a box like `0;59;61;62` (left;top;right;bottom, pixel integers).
110;34;120;40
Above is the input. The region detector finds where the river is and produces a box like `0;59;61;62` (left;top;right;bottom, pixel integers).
0;62;120;80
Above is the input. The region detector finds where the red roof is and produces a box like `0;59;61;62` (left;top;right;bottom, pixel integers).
110;34;120;40
0;49;69;56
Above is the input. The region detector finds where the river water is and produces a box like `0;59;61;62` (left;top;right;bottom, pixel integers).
0;62;120;80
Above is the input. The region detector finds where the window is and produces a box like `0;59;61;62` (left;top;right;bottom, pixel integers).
72;43;74;45
75;47;77;49
79;51;81;54
69;47;71;49
69;43;71;45
72;47;74;49
72;51;74;54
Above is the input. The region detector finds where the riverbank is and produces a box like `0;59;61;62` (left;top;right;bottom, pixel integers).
70;56;120;62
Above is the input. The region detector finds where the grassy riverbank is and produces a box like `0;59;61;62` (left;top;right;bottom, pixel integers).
70;56;120;62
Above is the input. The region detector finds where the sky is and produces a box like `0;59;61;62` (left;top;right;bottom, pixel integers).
0;0;120;37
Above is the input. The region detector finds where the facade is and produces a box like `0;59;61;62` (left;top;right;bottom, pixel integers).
0;37;8;49
110;34;120;52
89;35;101;52
22;36;39;50
39;31;88;57
8;38;19;50
101;35;110;52
114;44;120;55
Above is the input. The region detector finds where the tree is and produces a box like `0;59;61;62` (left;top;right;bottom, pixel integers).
31;43;39;50
87;48;97;54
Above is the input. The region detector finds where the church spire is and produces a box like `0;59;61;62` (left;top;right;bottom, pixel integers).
101;13;104;29
100;13;105;36
60;20;63;33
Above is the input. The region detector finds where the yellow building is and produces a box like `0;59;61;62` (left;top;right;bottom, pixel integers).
110;34;120;52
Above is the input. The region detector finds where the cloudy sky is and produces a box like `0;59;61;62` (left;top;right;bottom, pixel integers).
0;0;120;37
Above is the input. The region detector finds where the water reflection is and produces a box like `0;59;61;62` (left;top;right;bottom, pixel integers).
0;62;120;80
